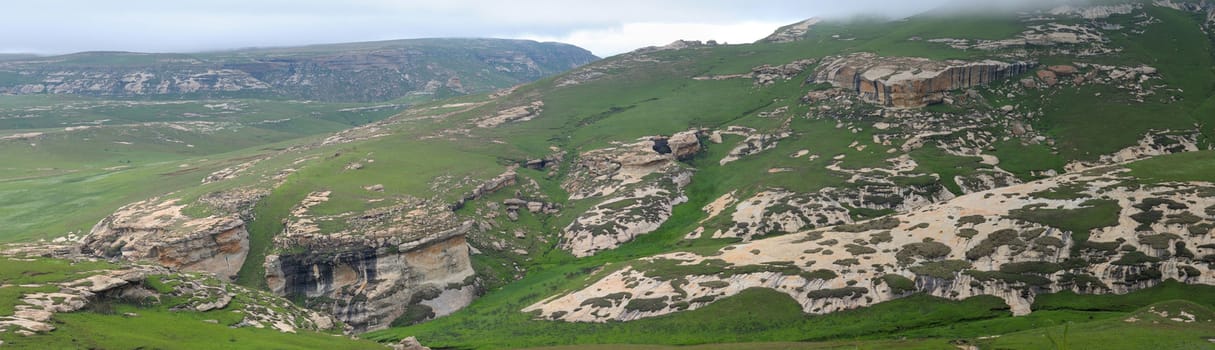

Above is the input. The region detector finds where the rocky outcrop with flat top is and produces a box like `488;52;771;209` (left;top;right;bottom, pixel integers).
81;189;266;281
812;52;1034;108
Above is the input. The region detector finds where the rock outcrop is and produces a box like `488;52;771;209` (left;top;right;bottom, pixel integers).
264;225;477;333
266;191;479;333
0;261;334;336
812;53;1034;108
81;189;266;280
528;165;1215;322
761;18;822;43
560;130;702;256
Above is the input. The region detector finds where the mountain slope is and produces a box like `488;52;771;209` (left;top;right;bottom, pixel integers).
0;38;598;102
6;0;1215;349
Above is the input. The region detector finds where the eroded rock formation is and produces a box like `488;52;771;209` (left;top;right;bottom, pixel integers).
81;189;266;280
560;130;702;256
266;190;479;333
528;166;1215;322
812;53;1034;108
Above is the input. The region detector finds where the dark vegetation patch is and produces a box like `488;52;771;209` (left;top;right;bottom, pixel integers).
965;229;1025;260
878;274;916;294
834;217;901;232
909;260;972;279
895;240;952;265
806;287;869;300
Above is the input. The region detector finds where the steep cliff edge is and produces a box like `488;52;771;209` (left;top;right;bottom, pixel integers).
263;226;476;333
812;52;1035;108
264;190;479;333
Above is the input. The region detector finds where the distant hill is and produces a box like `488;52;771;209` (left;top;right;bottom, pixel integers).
0;38;598;102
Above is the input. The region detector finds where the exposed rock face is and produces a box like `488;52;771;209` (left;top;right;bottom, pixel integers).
0;39;598;102
1049;4;1137;19
1064;130;1202;172
475;101;544;128
264;226;476;333
706;179;955;241
0;262;334;336
81;189;266;280
560;131;701;256
528;167;1215;322
812;53;1034;108
266;188;479;334
693;58;817;86
761;18;822;43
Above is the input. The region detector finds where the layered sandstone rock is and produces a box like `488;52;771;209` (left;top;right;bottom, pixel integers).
812;53;1035;108
267;189;479;333
0;262;334;336
264;224;476;333
81;189;265;280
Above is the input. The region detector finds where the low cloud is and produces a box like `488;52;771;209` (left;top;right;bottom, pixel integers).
516;21;789;57
0;1;956;55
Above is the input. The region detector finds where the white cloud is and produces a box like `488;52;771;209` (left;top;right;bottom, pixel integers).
0;1;953;54
517;21;788;57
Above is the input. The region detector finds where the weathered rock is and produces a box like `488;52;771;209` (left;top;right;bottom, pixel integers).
264;222;478;333
526;202;544;213
394;336;432;350
1037;70;1058;86
450;168;517;211
1047;65;1078;76
666;130;702;160
560;130;702;256
528;167;1215;322
476;101;543;128
813;53;1034;108
81;190;265;280
761;18;821;43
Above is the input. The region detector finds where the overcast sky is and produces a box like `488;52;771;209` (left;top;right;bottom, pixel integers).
1;1;953;57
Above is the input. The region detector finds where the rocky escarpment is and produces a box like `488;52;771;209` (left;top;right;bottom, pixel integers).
0;39;598;102
528;164;1215;322
812;53;1034;108
0;259;335;337
266;192;478;333
80;189;266;281
559;130;701;257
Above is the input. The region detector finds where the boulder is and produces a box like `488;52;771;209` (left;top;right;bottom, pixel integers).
1047;65;1078;76
1036;70;1058;86
666;130;702;161
394;336;432;350
1020;78;1037;89
526;201;544;213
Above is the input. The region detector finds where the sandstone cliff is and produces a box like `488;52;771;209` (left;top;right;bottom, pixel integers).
264;225;477;333
265;190;479;333
812;53;1034;108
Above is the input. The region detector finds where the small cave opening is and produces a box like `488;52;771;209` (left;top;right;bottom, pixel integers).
651;138;672;154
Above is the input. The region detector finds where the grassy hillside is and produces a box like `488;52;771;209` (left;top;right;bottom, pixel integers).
3;1;1215;349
